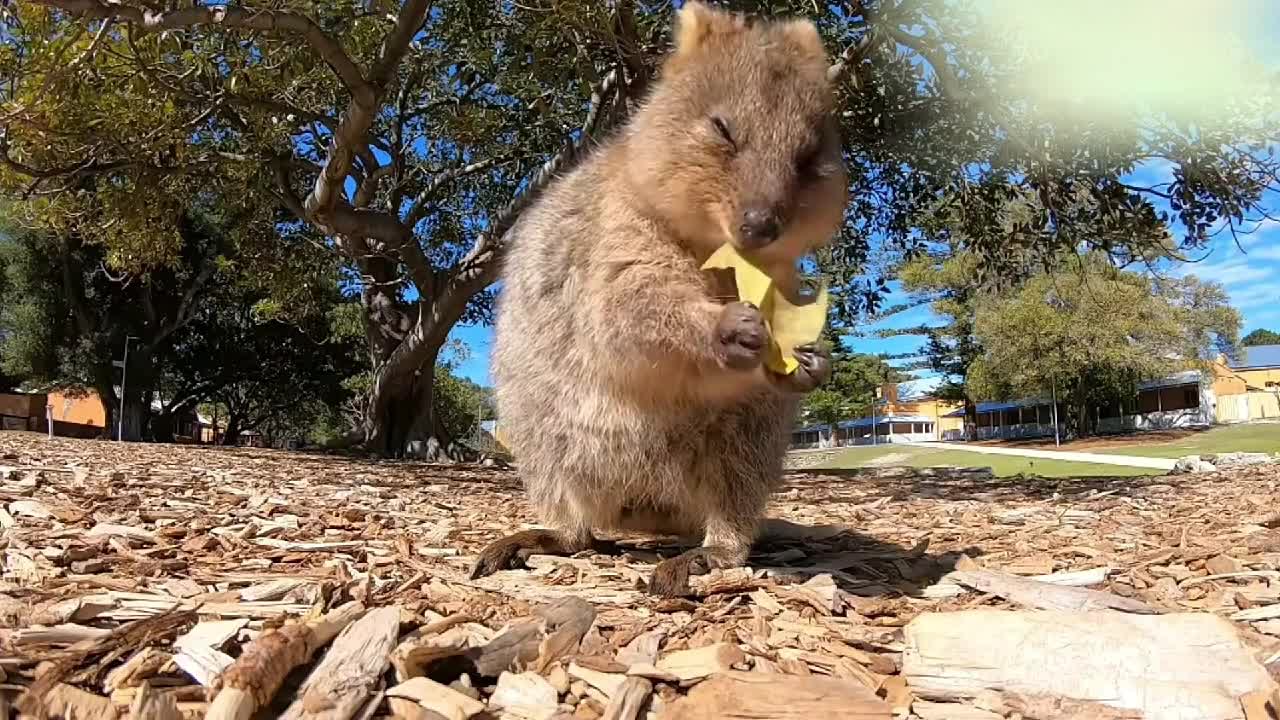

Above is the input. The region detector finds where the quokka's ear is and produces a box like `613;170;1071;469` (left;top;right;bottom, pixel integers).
777;17;827;58
673;1;745;55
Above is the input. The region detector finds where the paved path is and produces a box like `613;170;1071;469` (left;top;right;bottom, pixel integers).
902;440;1177;471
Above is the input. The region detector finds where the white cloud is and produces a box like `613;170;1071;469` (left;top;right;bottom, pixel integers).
1228;283;1280;310
1241;244;1280;262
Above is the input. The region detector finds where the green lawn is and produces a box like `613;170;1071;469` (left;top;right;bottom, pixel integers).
1089;423;1280;459
811;444;1152;478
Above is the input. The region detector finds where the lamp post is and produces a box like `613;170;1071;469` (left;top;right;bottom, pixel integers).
1051;373;1061;447
116;335;139;442
1043;290;1066;448
870;385;883;446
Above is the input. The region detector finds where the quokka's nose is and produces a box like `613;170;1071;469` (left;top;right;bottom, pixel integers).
740;208;780;247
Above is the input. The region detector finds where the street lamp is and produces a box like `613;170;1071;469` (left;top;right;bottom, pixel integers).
1043;291;1066;447
870;385;883;446
116;335;139;442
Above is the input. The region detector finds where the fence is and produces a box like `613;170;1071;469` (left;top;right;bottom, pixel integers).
1216;391;1280;424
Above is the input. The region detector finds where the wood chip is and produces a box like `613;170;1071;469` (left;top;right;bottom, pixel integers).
489;671;560;720
655;643;746;683
279;605;401;719
129;682;182;720
26;682;120;720
903;609;1277;720
600;676;653;720
6;431;1280;720
569;662;627;698
173;643;234;686
85;522;159;544
173;618;249;652
658;671;890;719
208;602;364;720
912;700;1003;720
949;564;1157;613
386;676;486;720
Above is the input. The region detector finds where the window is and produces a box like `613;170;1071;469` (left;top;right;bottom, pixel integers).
1137;389;1160;414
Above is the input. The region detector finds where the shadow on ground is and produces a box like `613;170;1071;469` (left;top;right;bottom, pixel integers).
789;466;1188;504
588;519;980;600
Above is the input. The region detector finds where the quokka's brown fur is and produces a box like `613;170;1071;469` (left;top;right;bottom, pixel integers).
471;1;850;596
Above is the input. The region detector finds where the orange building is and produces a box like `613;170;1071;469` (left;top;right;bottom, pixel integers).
0;389;107;437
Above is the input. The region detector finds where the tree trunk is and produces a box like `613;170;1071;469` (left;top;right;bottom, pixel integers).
95;382;149;442
963;396;979;442
221;416;242;446
357;267;484;461
363;346;477;461
151;411;177;443
1071;381;1092;438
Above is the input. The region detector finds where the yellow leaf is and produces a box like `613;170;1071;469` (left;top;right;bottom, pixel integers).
701;243;828;375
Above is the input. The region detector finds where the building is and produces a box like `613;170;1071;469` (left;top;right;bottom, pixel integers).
791;347;1280;449
1214;344;1280;423
940;398;1065;441
790;383;963;449
0;387;263;445
933;349;1280;442
0;389;109;438
939;369;1213;440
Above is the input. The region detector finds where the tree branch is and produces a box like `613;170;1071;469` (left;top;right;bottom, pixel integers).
405;157;503;228
882;25;962;99
828;28;881;84
453;133;592;293
303;0;430;226
367;0;432;89
153;261;217;346
28;0;374;104
67;16;114;70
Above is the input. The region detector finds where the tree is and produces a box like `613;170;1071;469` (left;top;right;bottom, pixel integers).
0;230;21;393
968;254;1241;436
799;340;903;441
5;1;1277;457
0;209;235;439
160;286;363;446
1;1;665;458
893;249;986;439
799;389;847;443
1243;329;1280;347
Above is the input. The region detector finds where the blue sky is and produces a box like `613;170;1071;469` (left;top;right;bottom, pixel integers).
443;3;1280;390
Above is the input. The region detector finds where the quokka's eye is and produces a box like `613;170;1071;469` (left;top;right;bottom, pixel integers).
797;147;821;176
711;116;736;150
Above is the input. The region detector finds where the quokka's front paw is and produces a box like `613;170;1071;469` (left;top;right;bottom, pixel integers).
715;301;768;370
770;342;832;393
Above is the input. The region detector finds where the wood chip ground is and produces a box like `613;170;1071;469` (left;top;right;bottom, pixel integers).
3;433;1280;719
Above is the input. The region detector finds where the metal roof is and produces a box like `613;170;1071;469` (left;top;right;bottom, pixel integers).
794;415;936;433
942;400;1049;418
1136;370;1203;390
1232;344;1280;370
941;368;1207;418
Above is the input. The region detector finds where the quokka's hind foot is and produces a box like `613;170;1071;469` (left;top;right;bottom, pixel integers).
647;545;748;598
469;529;614;579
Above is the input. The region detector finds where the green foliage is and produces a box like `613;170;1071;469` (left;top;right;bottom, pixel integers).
967;253;1241;434
1243;329;1280;347
6;1;1276;320
800;350;902;428
800;389;848;431
163;283;365;442
434;366;494;443
895;248;985;407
